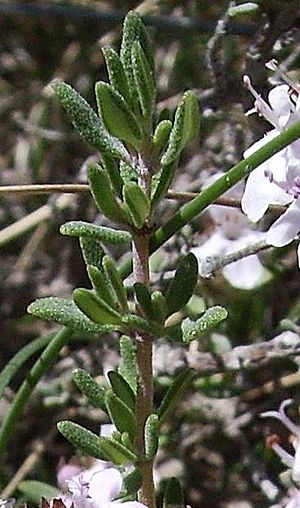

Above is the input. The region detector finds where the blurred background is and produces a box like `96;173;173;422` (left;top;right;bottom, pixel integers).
1;1;300;506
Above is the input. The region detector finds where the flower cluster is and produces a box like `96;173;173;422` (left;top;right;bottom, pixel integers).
242;61;300;266
48;462;148;508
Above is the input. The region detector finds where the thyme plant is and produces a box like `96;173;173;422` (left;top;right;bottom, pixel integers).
2;9;300;508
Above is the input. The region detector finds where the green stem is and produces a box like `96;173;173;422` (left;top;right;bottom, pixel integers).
119;120;300;280
0;327;73;458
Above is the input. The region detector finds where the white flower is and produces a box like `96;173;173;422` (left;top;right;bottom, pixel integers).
192;172;268;289
261;399;300;484
285;489;300;508
50;465;148;508
241;65;300;266
65;467;148;508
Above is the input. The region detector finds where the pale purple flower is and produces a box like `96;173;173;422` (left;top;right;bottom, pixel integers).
192;172;268;289
285;489;300;508
241;64;300;266
54;466;148;508
261;399;300;484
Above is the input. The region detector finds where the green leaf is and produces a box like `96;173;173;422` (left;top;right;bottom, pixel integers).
73;368;107;412
105;390;136;440
73;288;123;325
95;81;142;148
151;291;168;324
79;236;105;269
153;119;173;157
228;2;259;17
122;182;150;228
27;297;111;333
60;221;131;245
163;477;185;508
102;46;131;103
165;253;198;315
120;468;142;497
151;159;178;210
87;265;117;309
133;282;155;321
120;160;138;184
118;335;137;393
122;313;161;336
102;154;124;196
145;413;159;459
52;80;129;161
107;370;136;413
57;420;135;464
0;334;52;400
131;41;155;118
120;11;155;98
103;255;128;312
121;431;135;452
88;163;127;223
18;481;60;504
182;306;228;343
161;90;200;166
157;368;195;424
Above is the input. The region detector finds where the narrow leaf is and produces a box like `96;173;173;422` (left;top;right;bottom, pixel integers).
228;2;259;17
18;481;59;504
57;421;134;464
145;413;159;459
153;120;173;157
157;368;195;424
102;46;131;103
27;297;110;334
87;265;117;309
52;81;129;161
121;11;155;97
151;291;167;324
134;282;155;321
0;334;52;400
131;41;155;118
122;313;161;336
73;288;122;325
105;390;136;440
182;306;228;343
102;154;123;196
118;335;137;393
161;91;200;166
123;182;150;228
60;221;131;245
95;81;142;147
103;255;128;312
79;236;105;269
88;163;127;223
165;253;198;315
73;368;107;412
151;159;178;210
107;370;136;412
120;468;142;497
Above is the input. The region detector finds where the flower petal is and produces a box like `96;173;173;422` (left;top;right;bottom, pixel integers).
266;200;300;246
267;85;291;128
89;468;122;506
241;163;288;222
223;255;266;290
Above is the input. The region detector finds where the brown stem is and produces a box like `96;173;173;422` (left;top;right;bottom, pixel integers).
132;232;156;508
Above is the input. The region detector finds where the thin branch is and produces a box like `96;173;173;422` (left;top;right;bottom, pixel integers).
0;184;287;213
0;3;258;36
199;239;270;278
187;331;300;375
